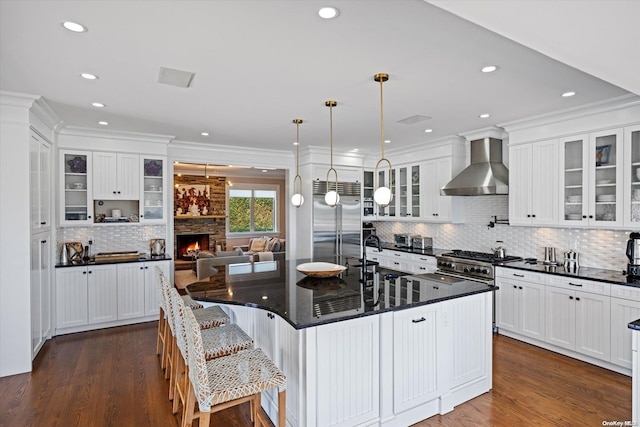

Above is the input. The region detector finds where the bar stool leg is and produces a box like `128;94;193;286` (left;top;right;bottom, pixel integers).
278;390;286;427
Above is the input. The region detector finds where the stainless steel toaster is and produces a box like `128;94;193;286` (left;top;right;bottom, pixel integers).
411;236;433;250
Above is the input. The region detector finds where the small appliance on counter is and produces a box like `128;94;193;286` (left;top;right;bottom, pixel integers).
563;250;579;271
394;233;412;248
64;242;84;263
150;238;166;257
543;246;558;265
411;236;433;251
626;232;640;278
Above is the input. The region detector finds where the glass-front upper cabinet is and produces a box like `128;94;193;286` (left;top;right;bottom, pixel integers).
363;170;374;217
560;135;588;225
377;168;396;217
410;165;420;218
624;125;640;227
60;150;93;226
397;165;420;218
140;157;167;223
590;128;623;227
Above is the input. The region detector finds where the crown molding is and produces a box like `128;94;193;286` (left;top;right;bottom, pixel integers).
60;125;174;144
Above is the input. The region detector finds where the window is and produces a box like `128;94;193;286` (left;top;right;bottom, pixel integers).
228;186;278;234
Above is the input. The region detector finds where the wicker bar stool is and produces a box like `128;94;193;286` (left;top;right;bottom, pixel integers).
158;272;230;400
168;288;254;425
155;267;203;370
183;307;287;427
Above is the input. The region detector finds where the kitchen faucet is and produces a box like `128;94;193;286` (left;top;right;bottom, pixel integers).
362;234;382;273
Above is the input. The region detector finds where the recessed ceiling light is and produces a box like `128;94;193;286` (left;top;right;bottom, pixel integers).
481;65;498;73
98;121;109;126
91;102;105;108
81;73;98;80
351;148;359;152
479;113;490;118
562;91;576;97
62;21;87;33
384;139;391;144
318;7;339;19
424;129;433;133
201;132;209;136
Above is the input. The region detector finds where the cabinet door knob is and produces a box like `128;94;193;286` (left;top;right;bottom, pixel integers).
88;271;92;274
113;191;117;194
589;215;594;219
88;216;92;219
117;191;121;194
140;267;144;270
83;271;87;275
532;214;536;218
576;297;580;301
527;214;531;218
569;296;573;300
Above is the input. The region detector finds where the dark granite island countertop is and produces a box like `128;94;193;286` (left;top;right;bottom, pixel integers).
186;254;496;329
629;319;640;331
187;254;496;427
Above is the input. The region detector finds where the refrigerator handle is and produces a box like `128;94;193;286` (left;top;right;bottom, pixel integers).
337;204;343;255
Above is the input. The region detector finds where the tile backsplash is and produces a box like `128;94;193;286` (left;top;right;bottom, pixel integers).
57;225;167;260
373;196;636;272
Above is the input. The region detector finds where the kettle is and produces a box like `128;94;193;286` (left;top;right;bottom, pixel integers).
492;241;507;259
626;232;640;265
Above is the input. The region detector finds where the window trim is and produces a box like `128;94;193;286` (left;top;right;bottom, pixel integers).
227;183;280;236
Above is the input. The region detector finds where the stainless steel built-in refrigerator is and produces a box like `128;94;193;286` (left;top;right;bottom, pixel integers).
312;181;361;259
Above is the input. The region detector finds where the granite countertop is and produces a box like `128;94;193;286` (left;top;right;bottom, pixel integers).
186;254;496;329
55;254;172;268
629;319;640;331
495;260;639;287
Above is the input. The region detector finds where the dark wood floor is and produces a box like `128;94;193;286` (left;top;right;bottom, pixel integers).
0;322;631;426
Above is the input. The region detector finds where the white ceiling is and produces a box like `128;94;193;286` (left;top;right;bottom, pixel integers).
0;1;634;156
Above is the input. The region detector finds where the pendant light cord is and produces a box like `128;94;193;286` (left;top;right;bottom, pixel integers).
325;101;338;195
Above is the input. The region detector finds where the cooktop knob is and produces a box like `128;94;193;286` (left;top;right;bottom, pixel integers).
482;269;488;274
469;267;476;273
463;268;469;273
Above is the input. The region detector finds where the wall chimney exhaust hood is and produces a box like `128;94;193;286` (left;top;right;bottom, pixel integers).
440;137;508;196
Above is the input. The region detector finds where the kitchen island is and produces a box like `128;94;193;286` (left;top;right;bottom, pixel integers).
187;255;496;427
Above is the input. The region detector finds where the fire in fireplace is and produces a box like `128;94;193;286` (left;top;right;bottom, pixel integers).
176;234;210;259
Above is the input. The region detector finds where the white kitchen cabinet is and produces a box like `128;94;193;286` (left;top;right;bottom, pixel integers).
30;233;51;360
116;263;146;320
140;157;167;223
509;140;558;225
545;277;611;362
406;253;437;275
362;170;375;217
633;330;639;425
559;129;624;227
623;124;640;227
60;150;94;226
315;315;380;427
495;269;545;340
55;266;89;329
30;130;51;231
87;264;118;324
611;284;640;369
423;157;464;223
377;167;396;218
396;164;420;218
393;304;440;412
93;151;140;200
144;261;170;316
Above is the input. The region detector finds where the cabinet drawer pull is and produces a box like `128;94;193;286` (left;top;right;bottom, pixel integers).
568;282;582;287
394;253;401;257
40;221;46;225
41;240;47;244
412;317;426;323
513;274;524;277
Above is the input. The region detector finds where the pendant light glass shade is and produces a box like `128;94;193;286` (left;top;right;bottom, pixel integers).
290;119;304;207
373;73;393;208
325;100;340;208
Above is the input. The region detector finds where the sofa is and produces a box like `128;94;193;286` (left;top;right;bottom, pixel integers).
233;236;285;254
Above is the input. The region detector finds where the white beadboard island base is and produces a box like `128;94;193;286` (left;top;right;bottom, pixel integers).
217;291;493;427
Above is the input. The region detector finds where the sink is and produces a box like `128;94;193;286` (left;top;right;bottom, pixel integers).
94;251;140;262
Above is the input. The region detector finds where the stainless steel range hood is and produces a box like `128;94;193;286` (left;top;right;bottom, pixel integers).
440;137;508;196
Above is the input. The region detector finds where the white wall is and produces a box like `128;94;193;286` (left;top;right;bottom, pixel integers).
374;195;634;272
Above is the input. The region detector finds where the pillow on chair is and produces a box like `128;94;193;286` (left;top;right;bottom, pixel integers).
249;237;268;252
265;237;279;252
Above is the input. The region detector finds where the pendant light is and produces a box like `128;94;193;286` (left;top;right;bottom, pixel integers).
373;73;393;207
324;100;340;207
291;119;304;207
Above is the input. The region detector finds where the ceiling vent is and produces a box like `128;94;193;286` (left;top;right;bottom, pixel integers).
158;67;195;88
397;115;431;125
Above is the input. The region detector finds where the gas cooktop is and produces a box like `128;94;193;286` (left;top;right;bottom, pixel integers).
441;250;522;264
